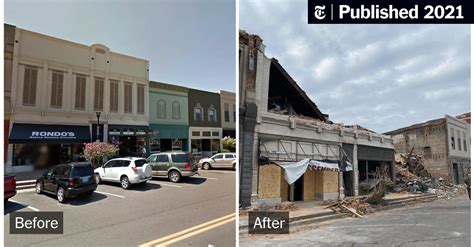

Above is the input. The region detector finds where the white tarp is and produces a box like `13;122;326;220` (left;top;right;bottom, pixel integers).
277;159;340;185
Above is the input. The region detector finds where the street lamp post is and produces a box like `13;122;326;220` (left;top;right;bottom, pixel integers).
96;111;101;142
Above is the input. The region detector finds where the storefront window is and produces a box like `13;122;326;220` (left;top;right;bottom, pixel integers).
191;139;202;158
150;139;161;153
172;139;183;150
212;139;220;155
13;143;85;168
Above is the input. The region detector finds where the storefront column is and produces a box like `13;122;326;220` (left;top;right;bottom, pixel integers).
353;144;359;196
104;124;108;143
5;144;14;173
338;172;345;200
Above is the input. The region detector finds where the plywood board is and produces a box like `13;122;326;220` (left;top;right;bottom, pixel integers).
258;164;282;199
303;170;317;201
280;173;289;202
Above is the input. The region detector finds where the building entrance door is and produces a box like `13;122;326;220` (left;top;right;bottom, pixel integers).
453;163;460;184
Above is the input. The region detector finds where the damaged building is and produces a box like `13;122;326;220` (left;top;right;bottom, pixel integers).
385;115;471;184
239;30;395;208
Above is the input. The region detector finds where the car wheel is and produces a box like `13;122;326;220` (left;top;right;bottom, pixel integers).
36;182;43;194
121;176;130;189
168;170;181;183
202;162;211;170
95;173;101;184
57;187;66;203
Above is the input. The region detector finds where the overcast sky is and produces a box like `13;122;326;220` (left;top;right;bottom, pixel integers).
241;0;470;133
5;0;236;93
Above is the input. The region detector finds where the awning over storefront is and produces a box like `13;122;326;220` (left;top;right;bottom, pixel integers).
275;159;340;185
9;124;91;144
149;124;188;139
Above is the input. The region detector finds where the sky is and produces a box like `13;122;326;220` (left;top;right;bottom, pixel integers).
5;0;236;93
240;0;471;133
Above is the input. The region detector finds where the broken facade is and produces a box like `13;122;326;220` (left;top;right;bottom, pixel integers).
239;30;395;208
385;115;471;184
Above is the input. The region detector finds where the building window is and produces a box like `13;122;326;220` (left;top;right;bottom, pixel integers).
463;132;467;152
450;128;455;149
233;104;236;122
109;80;119;112
423;146;431;159
75;75;86;110
457;130;461;151
202;131;211;137
137;85;145;114
124;83;132;113
172;101;180;119
224;103;230;122
194;103;203;121
157;100;166;118
192;131;200;137
208;105;216;122
212;131;219;137
50;71;64;108
94;78;104;110
22;66;38;106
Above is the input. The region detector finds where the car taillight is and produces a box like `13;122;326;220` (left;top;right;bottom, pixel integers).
68;178;78;187
184;163;191;169
132;166;138;172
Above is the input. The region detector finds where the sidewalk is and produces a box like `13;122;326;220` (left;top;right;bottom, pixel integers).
239;192;439;230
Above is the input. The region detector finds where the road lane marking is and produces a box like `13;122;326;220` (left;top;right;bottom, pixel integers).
139;213;236;247
95;191;125;198
17;188;36;194
157;183;182;188
9;199;40;212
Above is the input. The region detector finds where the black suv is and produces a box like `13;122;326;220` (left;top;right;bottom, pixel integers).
36;162;97;203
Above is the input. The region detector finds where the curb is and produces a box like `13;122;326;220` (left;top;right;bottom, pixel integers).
16;180;36;190
239;194;438;233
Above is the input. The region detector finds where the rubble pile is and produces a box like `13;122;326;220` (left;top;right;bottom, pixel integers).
324;197;376;217
392;162;466;200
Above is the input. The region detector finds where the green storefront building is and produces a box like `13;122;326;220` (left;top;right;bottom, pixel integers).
148;81;189;152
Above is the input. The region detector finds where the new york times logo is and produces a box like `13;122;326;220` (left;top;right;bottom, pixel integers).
314;5;326;20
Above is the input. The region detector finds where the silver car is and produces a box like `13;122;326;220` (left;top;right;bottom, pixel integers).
199;153;236;170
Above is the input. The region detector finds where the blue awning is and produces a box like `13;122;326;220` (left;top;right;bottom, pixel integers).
9;124;91;144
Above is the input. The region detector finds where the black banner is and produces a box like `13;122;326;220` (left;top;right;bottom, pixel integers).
308;0;474;23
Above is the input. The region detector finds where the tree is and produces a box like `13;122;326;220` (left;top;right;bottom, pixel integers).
222;136;236;152
83;141;119;168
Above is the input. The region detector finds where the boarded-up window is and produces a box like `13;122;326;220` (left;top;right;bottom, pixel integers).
463;132;467;152
157;100;166;118
172;101;180;119
137;85;145;114
457;130;461;151
50;71;64;108
22;66;38;106
94;78;104;110
109;80;119;112
124;83;132;113
75;75;86;110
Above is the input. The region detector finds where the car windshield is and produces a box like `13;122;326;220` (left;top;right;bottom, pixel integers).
171;154;191;163
72;166;94;177
135;159;147;167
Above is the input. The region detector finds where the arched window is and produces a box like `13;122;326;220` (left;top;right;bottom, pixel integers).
157;100;166;118
194;103;203;121
208;104;217;122
172;101;180;119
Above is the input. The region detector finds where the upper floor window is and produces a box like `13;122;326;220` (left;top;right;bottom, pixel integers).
109;80;119;112
233;104;236;122
157;100;166;118
50;71;64;108
463;132;467;152
124;83;132;113
450;128;455;150
208;105;216;122
94;78;104;110
75;75;86;110
22;66;38;106
137;85;145;114
194;103;203;121
457;130;461;151
224;103;230;122
172;101;180;119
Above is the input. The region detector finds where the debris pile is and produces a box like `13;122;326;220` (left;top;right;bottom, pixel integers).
324;197;376;218
393;152;466;200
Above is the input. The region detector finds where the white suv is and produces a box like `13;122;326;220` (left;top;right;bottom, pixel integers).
94;157;152;189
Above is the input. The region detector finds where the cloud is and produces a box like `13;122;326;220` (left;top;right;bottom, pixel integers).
240;0;470;133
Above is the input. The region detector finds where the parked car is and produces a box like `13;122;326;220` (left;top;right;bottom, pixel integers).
146;152;198;183
94;157;152;189
199;153;236;170
36;163;97;203
4;174;17;202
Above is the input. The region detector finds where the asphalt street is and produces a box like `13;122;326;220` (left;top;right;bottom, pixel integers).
240;197;471;246
5;169;236;247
